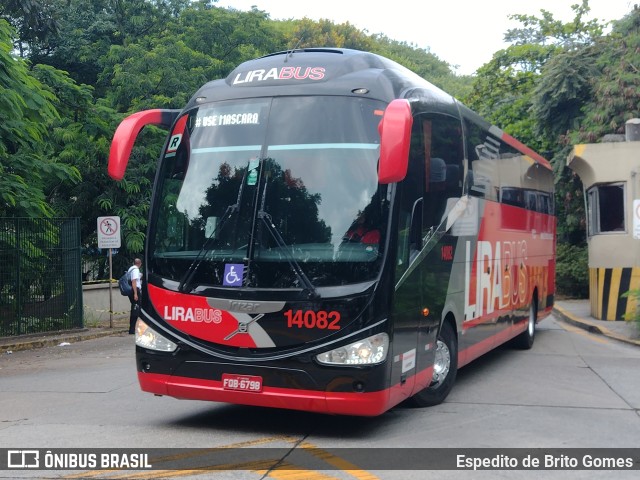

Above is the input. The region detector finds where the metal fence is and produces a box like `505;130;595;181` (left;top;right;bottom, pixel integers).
0;218;83;337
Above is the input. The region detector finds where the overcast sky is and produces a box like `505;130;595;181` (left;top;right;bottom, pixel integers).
215;0;636;75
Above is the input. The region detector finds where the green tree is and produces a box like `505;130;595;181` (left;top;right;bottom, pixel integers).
277;16;468;96
464;1;614;297
0;0;59;57
100;38;220;112
0;2;483;275
464;0;606;153
567;6;640;143
173;3;284;71
531;47;600;140
555;242;589;298
0;19;80;217
13;0;192;88
504;0;604;49
280;17;374;51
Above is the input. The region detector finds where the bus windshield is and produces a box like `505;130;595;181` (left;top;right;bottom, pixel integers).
149;96;389;290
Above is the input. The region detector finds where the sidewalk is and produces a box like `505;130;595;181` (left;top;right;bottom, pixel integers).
0;316;130;354
553;299;640;347
1;300;639;354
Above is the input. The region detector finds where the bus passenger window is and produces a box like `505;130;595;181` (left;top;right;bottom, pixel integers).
501;187;524;208
538;193;551;214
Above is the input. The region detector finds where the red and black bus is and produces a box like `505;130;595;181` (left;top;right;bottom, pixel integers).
108;48;555;416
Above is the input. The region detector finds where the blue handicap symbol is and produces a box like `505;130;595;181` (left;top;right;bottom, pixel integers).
223;264;244;287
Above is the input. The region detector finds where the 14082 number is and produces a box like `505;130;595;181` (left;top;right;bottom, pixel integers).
284;310;341;330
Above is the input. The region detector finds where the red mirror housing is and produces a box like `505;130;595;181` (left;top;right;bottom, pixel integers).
108;109;181;181
378;99;413;184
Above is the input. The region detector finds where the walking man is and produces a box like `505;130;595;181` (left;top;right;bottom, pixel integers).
128;258;142;334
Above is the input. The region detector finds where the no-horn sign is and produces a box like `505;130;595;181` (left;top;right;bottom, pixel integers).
97;216;121;249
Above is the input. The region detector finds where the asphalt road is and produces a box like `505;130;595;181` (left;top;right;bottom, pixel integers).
1;314;639;479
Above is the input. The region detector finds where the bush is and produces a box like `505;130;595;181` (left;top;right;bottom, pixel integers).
555;242;589;298
622;289;640;329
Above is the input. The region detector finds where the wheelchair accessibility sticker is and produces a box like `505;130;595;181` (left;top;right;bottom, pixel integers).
223;264;244;287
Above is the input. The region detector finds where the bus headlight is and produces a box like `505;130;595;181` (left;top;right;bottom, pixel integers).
135;319;177;352
316;332;389;365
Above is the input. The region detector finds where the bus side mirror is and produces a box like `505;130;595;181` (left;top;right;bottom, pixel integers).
108;109;181;181
378;99;413;184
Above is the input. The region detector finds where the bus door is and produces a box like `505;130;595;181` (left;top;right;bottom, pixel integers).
392;113;466;396
391;131;425;400
418;113;464;379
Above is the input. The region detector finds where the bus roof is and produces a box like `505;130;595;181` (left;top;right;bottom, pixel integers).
183;48;551;170
185;48;449;108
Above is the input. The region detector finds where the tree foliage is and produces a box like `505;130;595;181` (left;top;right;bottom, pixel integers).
464;1;639;297
504;0;604;49
1;0;460;269
1;0;638;291
555;242;589;298
463;1;606;154
0;19;80;217
530;47;600;139
0;0;59;56
567;7;640;143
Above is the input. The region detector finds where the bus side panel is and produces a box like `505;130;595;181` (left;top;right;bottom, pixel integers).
445;197;498;366
445;199;555;367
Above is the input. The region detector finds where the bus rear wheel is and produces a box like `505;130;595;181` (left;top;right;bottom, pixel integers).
409;321;457;407
512;299;537;350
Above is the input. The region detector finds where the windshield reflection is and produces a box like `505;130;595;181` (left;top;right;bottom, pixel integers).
150;96;389;288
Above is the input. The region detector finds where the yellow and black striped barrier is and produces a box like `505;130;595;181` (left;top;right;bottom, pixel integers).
589;267;640;320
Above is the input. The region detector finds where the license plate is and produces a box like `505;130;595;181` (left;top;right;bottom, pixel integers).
221;373;263;392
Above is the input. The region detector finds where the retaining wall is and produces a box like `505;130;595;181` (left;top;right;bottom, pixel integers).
83;282;130;323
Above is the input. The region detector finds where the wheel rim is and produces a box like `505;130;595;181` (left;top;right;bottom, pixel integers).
432;338;451;387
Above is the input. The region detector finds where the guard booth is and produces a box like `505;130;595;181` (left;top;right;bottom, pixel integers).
567;119;640;320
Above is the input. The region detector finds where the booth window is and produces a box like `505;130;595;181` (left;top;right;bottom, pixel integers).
587;183;625;235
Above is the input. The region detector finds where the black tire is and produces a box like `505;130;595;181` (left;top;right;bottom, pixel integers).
409;320;458;407
512;298;537;350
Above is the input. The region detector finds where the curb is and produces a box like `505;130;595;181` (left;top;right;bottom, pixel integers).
553;305;640;348
0;327;128;354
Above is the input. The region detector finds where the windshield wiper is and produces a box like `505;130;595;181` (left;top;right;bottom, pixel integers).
251;165;318;299
258;210;319;299
177;170;248;293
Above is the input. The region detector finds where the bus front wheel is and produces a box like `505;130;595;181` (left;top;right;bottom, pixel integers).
409;320;458;407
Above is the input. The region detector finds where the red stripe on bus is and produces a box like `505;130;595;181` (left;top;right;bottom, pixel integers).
458;319;534;368
500;131;552;169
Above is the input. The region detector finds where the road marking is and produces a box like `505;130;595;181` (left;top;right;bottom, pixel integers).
63;436;380;480
299;442;380;480
255;460;347;480
63;436;295;479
